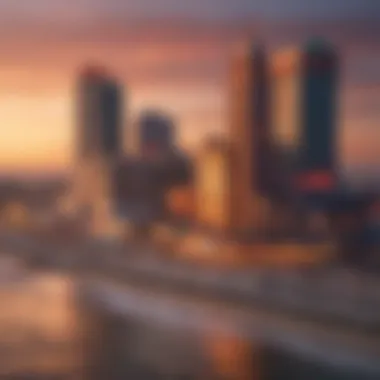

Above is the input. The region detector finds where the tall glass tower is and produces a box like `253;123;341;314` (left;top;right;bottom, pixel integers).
228;43;272;236
270;39;339;196
77;66;123;161
74;65;124;236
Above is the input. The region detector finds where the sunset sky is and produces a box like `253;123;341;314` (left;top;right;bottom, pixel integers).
0;0;379;177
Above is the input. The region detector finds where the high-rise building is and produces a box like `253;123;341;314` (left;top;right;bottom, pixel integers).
77;65;123;161
270;40;339;196
74;65;124;237
269;39;339;236
195;137;233;232
251;45;274;196
112;157;167;226
138;110;174;158
228;44;272;236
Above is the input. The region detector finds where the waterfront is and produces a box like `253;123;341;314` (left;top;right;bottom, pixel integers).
1;253;380;380
0;258;82;379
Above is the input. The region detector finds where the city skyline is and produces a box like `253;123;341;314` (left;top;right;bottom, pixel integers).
0;3;379;176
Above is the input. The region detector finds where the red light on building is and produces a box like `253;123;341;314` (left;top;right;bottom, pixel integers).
296;171;335;191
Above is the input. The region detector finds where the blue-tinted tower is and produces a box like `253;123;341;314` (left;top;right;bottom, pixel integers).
77;66;123;161
299;39;338;174
250;45;274;196
270;39;339;198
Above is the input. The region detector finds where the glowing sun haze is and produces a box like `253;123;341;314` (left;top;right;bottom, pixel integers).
0;0;379;177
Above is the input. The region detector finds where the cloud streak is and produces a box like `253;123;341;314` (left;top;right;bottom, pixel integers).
0;4;378;172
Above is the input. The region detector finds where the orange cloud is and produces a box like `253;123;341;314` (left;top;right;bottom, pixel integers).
0;19;379;174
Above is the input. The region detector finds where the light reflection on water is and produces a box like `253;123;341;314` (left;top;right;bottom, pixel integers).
0;261;83;379
0;261;258;380
1;257;379;380
0;267;258;380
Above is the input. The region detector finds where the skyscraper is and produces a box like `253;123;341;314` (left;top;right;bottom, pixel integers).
138;110;174;159
251;45;273;196
299;40;338;187
228;43;271;236
77;65;123;161
270;47;302;200
269;39;339;235
195;136;233;231
74;65;124;236
270;39;339;196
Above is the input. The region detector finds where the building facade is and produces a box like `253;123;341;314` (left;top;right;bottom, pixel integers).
77;66;123;161
228;44;272;236
269;40;339;236
112;157;167;227
73;65;124;237
138;110;174;158
195;137;233;232
270;40;338;197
